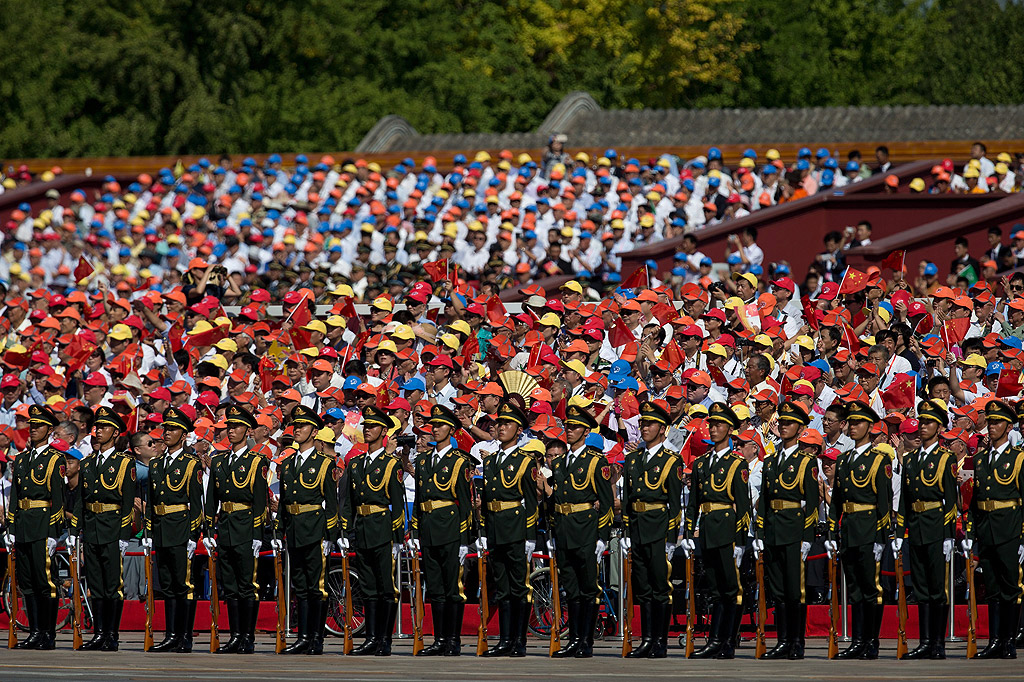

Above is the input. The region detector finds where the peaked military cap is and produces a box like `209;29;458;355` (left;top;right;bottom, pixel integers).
163;406;194;432
917;398;949;427
29;404;60;428
93;405;127;432
429;404;462;431
639;400;671;425
290;403;325;429
362;405;394;430
564;404;598;429
985;398;1016;423
778;400;811;426
845;399;880;423
1016;400;1024;420
706;402;740;428
226;403;257;429
495;401;529;428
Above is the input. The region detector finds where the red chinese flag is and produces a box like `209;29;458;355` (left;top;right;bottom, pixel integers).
353;330;371;354
526;343;543;369
881;373;916;410
64;337;97;374
801;296;820;331
879;249;906;273
462;336;480;362
651;302;678;326
707;363;728;388
839;267;870;295
185;322;229;348
486;295;507;320
997;369;1024;398
661;340;685;372
609;316;635;348
423;259;449;283
841;323;861;353
621;266;650;290
944;318;971;346
376;382;392;409
168;317;185;354
74;256;94;283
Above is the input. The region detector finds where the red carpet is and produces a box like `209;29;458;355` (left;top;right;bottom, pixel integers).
0;603;989;638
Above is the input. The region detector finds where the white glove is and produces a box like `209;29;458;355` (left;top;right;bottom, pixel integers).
680;539;695;558
321;540;331;556
202;537;217;552
66;535;78;550
186;539;197;559
891;537;903;554
546;538;556;553
270;538;283;555
733;545;744;567
942;539;954;561
392;543;401;560
252;540;262;557
524;540;536;561
119;540;129;556
961;538;973;555
141;537;153;554
458;545;469;563
3;532;14;548
872;542;883;562
476;536;488;552
666;543;676;561
337;537;350;552
46;537;57;556
621;537;631;553
751;538;764;557
800;541;811;561
824;540;838;558
595;539;607;561
406;538;420;553
1019;545;1024;564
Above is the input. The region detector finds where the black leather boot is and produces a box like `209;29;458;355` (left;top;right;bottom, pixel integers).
691;602;725;659
649;602;669;658
509;600;529;657
763;602;789;659
81;597;107;650
351;600;380;655
307;600;327;655
1001;601;1018;659
788;603;806;660
175;599;196;653
102;598;123;652
216;599;241;653
15;595;41;650
714;604;738;659
36;596;57;650
859;603;882;660
376;601;397;656
150;599;181;652
977;601;1004;658
281;599;311;654
626;602;652;658
930;601;946;659
482;600;512;657
551;601;581;657
575;601;596;658
417;602;447;656
445;601;464;656
836;602;865;659
236;599;254;654
904;603;932;659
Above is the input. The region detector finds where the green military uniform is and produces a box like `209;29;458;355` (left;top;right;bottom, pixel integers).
827;400;892;660
277;405;340;655
6;405;65;650
147;406;205;653
478;402;538;658
621;400;683;659
965;399;1024;658
413;404;472;657
207;404;268;654
339;406;406;656
894;400;958;659
755;401;819;660
70;406;136;651
685;403;751;660
549;404;614;659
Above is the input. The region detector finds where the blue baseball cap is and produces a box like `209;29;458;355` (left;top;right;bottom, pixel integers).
727;254;742;265
402;377;426;392
609;359;631;379
923;262;938;276
611;376;639;391
986;361;1004;376
343;376;361;390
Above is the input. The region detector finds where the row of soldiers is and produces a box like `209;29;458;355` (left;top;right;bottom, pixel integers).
4;394;1023;658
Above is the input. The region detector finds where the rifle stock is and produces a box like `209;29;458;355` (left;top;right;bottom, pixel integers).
342;553;353;655
144;548;154;651
70;544;83;649
685;556;695;658
274;550;286;653
621;550;632;657
208;553;220;653
7;546;17;649
411;553;424;655
965;550;977;658
895;551;908;659
477;551;489;656
827;555;839;659
755;554;766;659
548;552;560;656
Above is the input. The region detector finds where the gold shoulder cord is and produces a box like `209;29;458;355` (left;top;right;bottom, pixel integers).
919;452;948;489
776;456;809;492
850;453;883;490
710;458;740;495
644;455;677;492
300;457;330;491
571;456;599;492
365;458;397;493
501;456;532;492
30;453;58;487
100;458;130;491
230;455;260;490
432;456;462;493
993;450;1024;486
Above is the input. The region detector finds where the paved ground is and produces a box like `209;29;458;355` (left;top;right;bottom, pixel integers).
0;637;1018;680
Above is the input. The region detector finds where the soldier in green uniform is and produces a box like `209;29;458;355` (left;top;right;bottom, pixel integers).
549;404;614;659
891;400;957;660
274;404;339;655
824;399;892;660
411;404;472;657
339;406;406;657
4;404;65;650
143;406;204;653
963;398;1024;659
682;402;751;660
752;400;819;660
206;404;268;655
621;400;683;659
68;406;136;651
477;401;538;658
